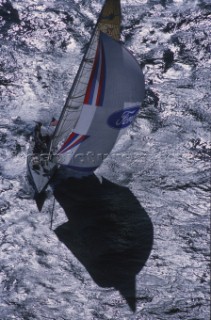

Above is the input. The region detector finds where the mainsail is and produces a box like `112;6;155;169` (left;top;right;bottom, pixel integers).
53;32;145;172
51;0;121;155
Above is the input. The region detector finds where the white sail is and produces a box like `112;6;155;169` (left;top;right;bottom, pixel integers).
54;32;145;173
27;0;122;195
51;0;121;153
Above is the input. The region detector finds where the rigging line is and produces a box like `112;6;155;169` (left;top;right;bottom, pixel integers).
66;93;86;99
50;196;56;230
65;108;82;112
49;30;100;147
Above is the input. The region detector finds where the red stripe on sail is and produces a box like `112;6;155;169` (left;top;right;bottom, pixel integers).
84;43;100;105
96;42;106;106
60;135;89;154
58;132;78;153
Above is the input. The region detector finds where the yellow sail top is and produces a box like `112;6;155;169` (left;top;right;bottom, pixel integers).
97;0;121;40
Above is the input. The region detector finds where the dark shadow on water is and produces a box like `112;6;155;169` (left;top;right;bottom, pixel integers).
53;175;153;311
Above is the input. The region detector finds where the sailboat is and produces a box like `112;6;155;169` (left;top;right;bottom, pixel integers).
27;0;145;196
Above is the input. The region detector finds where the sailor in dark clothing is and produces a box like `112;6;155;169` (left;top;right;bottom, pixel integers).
32;122;49;169
34;121;53;153
33;122;43;153
34;122;42;142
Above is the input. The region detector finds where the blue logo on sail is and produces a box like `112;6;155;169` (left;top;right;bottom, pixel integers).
107;106;140;129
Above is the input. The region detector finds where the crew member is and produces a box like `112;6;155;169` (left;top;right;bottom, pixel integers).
34;122;49;152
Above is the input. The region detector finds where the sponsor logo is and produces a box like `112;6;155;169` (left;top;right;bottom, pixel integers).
107;106;140;129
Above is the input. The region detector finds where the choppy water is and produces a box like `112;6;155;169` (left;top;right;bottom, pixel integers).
0;0;210;319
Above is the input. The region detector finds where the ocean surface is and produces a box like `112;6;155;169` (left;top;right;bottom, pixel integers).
0;0;210;319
